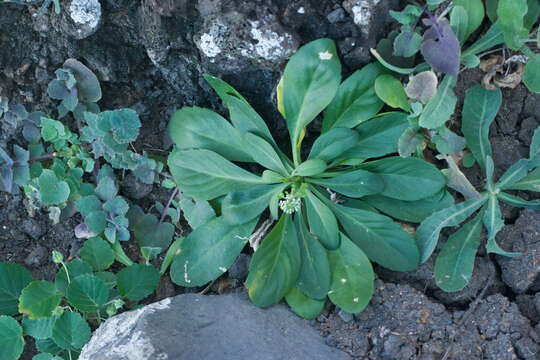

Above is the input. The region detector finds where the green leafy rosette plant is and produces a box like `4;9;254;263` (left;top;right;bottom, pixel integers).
167;39;448;318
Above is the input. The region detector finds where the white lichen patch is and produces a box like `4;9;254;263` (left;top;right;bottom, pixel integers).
219;266;227;272
184;261;191;284
340;278;347;284
199;33;222;58
319;51;333;60
297;7;305;14
69;0;101;29
350;0;381;27
353;297;359;303
241;21;294;61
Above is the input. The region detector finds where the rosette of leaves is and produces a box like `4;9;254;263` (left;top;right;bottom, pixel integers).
373;71;466;157
0;241;160;358
167;39;447;317
47;59;102;120
416;85;540;292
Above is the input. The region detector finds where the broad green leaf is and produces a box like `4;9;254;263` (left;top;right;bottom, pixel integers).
19;281;62;320
461;85;502;171
38;169;70;205
358;157;445;201
308;128;360;161
66;274;108;313
282;38;341;148
374;74;410;112
523;54;540;93
35;339;63;355
246;214;301;308
22;315;57;339
393;30;422;58
292;159;327;177
322;62;383;132
416;196;487;263
483;195;518;257
450;5;469;44
168;107;251;162
0;262;33;315
178;196;216;229
389;5;423;25
363;190;455;223
168;149;265;200
305;190;340;250
308;169;383;198
285;287;325;320
506;167;540;192
80;237;115;271
434;211;483;292
461;21;504;58
32;354;63;360
498;191;540;210
51;312;91;351
0;316;24;360
55;259;92;295
343;112;408;159
222;184;287;225
170;217;257;287
328;234;374;313
117;264;159;301
75;195;102;217
133;214;174;259
294;215;330;300
497;0;528;50
454;0;485;40
94;272;116;291
243;132;288;174
418;75;457;129
321;197;419;271
496;159;530;190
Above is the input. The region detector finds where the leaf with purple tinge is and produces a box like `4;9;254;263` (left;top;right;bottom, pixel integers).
421;19;461;76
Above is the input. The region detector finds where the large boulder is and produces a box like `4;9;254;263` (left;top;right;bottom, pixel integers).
79;292;351;360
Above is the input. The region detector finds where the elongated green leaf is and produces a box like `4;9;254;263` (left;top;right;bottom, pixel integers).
116;264;159;301
294;215;330;300
454;0;485;40
0;263;33;315
222;184;287;225
342;112;408;159
525;0;540;30
506;167;540;192
434;211;483;292
19;281;62;320
439;154;482;199
461;85;502;171
305;190;340;250
0;316;24;360
308;169;383;198
285;287;325;320
243;132;288;175
292;159;327;177
461;21;504;58
22;315;57;340
246;214;300;308
168;107;251;162
529;126;540;166
496;159;530;190
322;62;383;132
168;149;265;200
498;191;540;210
160;237;184;275
358;157;445;201
483;195;518;257
308;128;360;161
497;0;528;50
451;5;469;44
363;190;455;223
171;217;257;287
416;196;487;263
282;39;341;148
320;195;419;271
419;75;457;129
79;237;115;271
51;312;91;351
66;274;108;313
55;259;92;295
203;74;248;104
328;234;374;313
374;74;410;112
523;54;540;94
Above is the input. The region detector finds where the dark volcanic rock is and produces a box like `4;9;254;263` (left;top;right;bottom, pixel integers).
79;292;351;360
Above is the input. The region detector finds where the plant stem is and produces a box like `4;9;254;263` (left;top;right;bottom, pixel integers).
62;262;71;284
159;187;179;224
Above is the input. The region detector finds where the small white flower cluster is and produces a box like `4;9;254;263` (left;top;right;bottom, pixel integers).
279;193;301;214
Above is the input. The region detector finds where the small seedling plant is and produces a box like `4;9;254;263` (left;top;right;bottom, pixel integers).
166;38;449;318
415;84;540;292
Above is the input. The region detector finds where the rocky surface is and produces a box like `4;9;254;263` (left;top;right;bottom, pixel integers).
79;292;351;360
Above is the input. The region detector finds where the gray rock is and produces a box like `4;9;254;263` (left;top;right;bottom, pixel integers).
495;85;527;136
523;92;540;121
535;293;540;314
491;136;528;179
228;253;250;280
518;117;539;145
80;293;351;360
20;218;43;240
515;294;540;324
337;308;354;323
496;209;540;293
121;173;153;200
24;244;47;267
327;8;346;23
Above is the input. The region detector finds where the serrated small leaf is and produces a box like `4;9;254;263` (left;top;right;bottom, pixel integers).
84;211;107;235
22;315;57;340
0;262;33;315
0;315;24;360
75;195;102;217
18;281;61;320
55;259;92;295
66;274;108;313
116;264;160;301
51;312;91;351
38;170;70;205
95;177;117;202
80;237;115;271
